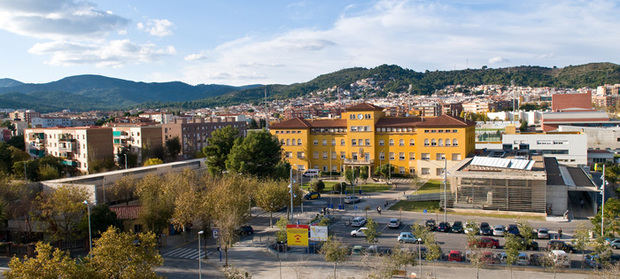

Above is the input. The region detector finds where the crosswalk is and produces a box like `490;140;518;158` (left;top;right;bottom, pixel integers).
162;248;206;260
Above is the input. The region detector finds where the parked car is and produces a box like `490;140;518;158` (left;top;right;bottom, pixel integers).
469;237;500;249
549;250;570;267
351;227;368;237
506;224;520;236
479;222;492;236
537;228;550;239
302;169;320;178
607;238;620;249
437;222;451;232
425;219;437;231
367;245;392;256
547;240;574;253
481;251;498;264
464;221;478;235
388;218;401;229
344;196;361;204
529;253;545;266
516;252;529;265
351;245;365;255
451;221;464;233
496;252;507;264
448;250;464;262
521;239;539;251
585;254;601;269
304;192;320;200
493;225;505;237
236;225;254;236
398;232;420;244
351;217;367;227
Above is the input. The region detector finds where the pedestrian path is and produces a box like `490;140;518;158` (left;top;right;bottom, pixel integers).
162;248;206;260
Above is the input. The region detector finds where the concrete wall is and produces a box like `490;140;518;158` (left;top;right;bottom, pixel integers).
558;125;620;151
546;185;568;216
502;133;587;165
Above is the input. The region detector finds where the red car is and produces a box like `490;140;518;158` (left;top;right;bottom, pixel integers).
448;250;464;262
481;252;498;264
468;237;499;249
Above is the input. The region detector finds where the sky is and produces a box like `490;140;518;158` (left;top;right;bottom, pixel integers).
0;0;619;86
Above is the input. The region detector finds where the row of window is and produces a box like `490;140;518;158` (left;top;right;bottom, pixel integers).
377;152;461;161
275;130;302;134
280;137;459;147
424;129;459;133
286;151;461;161
311;128;346;133
423;138;458;147
349;113;372;120
350;126;371;132
303;165;445;176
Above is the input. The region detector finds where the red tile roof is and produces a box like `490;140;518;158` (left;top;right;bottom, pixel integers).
269;118;311;129
345;103;384;112
270;114;472;130
415;115;472;128
308;119;347;128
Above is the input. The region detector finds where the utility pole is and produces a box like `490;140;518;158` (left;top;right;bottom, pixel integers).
264;86;268;130
443;158;448;223
289;167;294;220
601;164;606;237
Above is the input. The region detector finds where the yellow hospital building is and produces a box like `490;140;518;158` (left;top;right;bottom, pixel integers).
270;103;475;179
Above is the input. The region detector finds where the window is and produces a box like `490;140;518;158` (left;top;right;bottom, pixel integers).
424;139;429;146
389;139;394;146
332;152;337;159
436;168;445;176
340;152;346;159
365;139;371;146
298;165;305;171
399;139;404;146
313;139;318;145
421;153;430;160
322;139;327;146
379;139;385;146
332;139;336;146
399;167;405;174
387;152;394;160
452;138;458;146
341;139;345;146
445;139;451;146
286;139;290;145
298;139;302;145
352;152;358;160
453;129;458;133
285;152;292;158
399;152;405;160
281;139;285;145
291;139;296;146
313;151;319;159
431;139;437;146
350;114;355;120
409;139;415;146
358;139;364;146
351;139;357;146
436;153;445;160
409;152;415;160
452;153;461;161
351;126;357;132
322;166;328;171
438;139;443;146
409;167;415;174
421;168;430;175
297;152;304;158
379;152;385;160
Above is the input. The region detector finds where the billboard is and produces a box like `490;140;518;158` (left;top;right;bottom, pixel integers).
286;224;309;247
309;225;328;241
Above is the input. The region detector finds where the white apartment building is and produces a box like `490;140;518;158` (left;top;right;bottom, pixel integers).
31;117;96;128
501;132;588;165
462;101;490;114
138;112;174;124
24;127;113;173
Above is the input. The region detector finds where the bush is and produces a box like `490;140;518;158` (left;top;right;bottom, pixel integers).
333;182;347;194
311;179;325;193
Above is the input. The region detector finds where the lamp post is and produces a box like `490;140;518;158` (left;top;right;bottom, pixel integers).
417;238;423;278
83;200;92;258
601;165;606;237
198;230;204;279
124;153;128;169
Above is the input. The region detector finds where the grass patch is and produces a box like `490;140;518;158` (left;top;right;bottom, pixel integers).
389;200;442;212
301;182;391;193
414;179;447;194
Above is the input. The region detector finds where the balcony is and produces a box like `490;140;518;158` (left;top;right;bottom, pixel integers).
58;142;76;152
344;158;374;165
62;160;77;167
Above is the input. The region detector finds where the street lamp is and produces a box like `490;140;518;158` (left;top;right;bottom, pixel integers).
83;200;92;258
124;153;128;169
417;238;423;278
198;230;204;279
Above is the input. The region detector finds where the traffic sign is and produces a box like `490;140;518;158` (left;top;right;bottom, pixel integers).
212;228;220;239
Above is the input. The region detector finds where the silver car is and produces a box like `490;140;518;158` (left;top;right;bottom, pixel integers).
493;225;505;237
351;216;367;227
537;228;550;239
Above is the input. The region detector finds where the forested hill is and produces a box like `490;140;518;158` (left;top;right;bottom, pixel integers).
160;62;620;109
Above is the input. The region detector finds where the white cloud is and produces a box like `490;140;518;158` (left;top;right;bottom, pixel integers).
29;39;176;67
0;0;128;39
183;0;620;85
184;52;208;61
488;56;509;64
137;19;173;37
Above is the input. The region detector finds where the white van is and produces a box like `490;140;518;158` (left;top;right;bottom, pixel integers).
303;169;320;178
549;250;570;267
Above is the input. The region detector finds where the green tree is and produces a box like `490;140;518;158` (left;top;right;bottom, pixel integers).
37;185;89;241
372;244;416;278
86;227;163;279
365;217;379;243
334;182;347;194
310;179;325;193
111;176;136;205
165;137;181;161
202;126;240;175
225;130;283;179
5;242;79;279
135;174;174;233
345;167;359;187
573;223;591;269
591;198;620;237
410;223;430;243
117;148;138;169
320;236;349;279
425;236;442;278
78;204;122;238
517;219;534;249
254;180;289;227
592;236;613;268
275;217;288;243
504;234;522;279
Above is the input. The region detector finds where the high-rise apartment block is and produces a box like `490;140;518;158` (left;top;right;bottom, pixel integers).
162;118;247;157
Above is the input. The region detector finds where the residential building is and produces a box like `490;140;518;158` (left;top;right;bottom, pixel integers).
462;101;490;114
138;112;174;124
31;117;96;128
269;103;475;179
592;94;619;110
9;110;40;123
24;127;114;173
500;130;588;165
110;124;163;164
162;117;247;157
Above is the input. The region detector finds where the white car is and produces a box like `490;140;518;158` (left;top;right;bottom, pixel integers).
493;225;505;237
302;169;320;178
351;217;367;227
351;227;368;237
388;218;401;229
537;228;550;239
344;196;361;204
516;253;529;265
549;250;570;267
